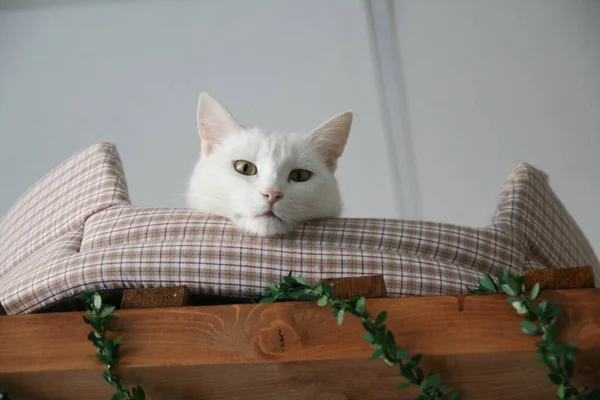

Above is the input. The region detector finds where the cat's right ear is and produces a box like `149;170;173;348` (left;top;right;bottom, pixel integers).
197;93;242;157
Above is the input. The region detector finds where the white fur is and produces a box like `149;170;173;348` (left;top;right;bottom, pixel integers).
187;93;352;236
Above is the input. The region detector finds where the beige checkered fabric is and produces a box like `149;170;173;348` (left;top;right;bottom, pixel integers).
0;144;597;314
0;143;130;278
493;163;599;274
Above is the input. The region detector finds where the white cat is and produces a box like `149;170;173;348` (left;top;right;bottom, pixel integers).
187;93;352;236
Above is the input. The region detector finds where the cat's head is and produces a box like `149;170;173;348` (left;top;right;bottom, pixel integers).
187;93;352;237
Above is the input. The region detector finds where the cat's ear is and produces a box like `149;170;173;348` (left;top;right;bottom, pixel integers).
197;92;242;157
309;111;353;171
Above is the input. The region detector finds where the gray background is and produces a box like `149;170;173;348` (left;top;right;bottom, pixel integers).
1;0;599;254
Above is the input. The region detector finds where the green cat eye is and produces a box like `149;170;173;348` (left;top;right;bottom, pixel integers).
234;160;257;176
289;169;312;182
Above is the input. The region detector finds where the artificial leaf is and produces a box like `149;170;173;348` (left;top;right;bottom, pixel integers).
506;275;522;295
375;310;387;326
266;284;278;294
371;348;383;360
289;290;306;298
565;359;575;378
480;274;497;292
520;320;541;335
557;383;566;399
510;300;528;315
527;303;542;318
386;330;396;345
449;390;461;400
96;353;109;364
111;391;128;400
407;353;422;368
324;284;333;298
545;325;557;342
362;333;375;342
396;382;411;390
100;305;116;318
132;386;146;400
425;373;440;388
259;297;277;303
283;275;297;285
548;372;563;384
530;282;541;301
297;275;306;285
356;296;366;312
547;305;562;319
415;367;424;384
501;284;518;296
362;320;376;333
313;284;323;295
396;348;410;359
93;293;102;310
317;295;328;307
337;309;345;325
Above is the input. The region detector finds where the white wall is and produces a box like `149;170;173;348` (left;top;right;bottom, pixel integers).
393;0;600;252
2;0;599;256
0;0;400;219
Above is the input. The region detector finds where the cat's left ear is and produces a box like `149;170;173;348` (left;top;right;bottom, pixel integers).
197;92;242;157
309;111;353;171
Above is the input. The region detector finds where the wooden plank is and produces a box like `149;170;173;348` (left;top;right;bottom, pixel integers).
525;266;595;290
1;289;599;399
322;274;387;298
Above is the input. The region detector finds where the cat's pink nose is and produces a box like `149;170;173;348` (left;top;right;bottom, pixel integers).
261;190;283;205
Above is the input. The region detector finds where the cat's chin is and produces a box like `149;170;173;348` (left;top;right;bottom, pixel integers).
233;215;295;237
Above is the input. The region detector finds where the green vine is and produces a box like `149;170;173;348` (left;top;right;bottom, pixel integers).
468;270;600;400
261;273;460;400
79;293;146;400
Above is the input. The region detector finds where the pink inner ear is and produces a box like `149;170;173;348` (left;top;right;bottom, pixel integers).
322;151;338;171
197;93;242;157
201;141;215;157
309;111;352;172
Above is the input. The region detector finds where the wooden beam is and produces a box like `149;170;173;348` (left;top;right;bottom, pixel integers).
322;274;387;298
121;286;191;309
1;289;599;399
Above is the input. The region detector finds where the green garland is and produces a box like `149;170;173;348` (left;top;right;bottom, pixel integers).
468;270;600;400
79;293;146;400
260;274;460;400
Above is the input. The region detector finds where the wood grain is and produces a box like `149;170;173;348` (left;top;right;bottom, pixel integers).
321;274;387;298
1;289;599;399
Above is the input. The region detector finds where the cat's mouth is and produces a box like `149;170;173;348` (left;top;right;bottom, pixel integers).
255;210;284;222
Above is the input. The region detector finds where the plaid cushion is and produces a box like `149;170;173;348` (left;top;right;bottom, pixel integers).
0;143;130;278
493;163;599;273
0;144;596;314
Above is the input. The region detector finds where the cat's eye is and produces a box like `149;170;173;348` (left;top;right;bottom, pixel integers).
233;160;258;176
289;169;312;182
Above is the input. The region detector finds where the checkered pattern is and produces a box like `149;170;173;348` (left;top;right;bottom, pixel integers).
0;144;596;314
493;163;599;273
0;143;130;278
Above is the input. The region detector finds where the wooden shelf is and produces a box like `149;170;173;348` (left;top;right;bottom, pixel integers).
1;289;599;399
